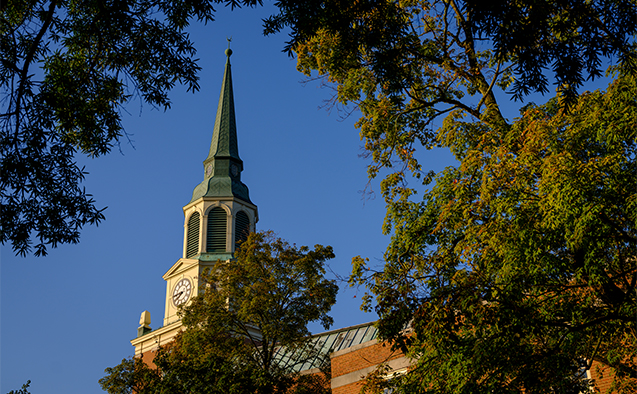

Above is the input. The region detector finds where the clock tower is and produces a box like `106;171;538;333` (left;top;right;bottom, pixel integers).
131;48;258;359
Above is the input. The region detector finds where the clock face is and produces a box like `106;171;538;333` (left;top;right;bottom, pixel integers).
205;164;213;177
230;163;239;177
172;278;192;307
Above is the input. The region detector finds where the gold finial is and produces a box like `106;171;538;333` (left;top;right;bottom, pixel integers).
225;37;233;57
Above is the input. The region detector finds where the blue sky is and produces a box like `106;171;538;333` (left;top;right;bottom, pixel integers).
2;4;614;393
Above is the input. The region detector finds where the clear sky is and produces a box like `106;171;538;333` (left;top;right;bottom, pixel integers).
1;4;611;394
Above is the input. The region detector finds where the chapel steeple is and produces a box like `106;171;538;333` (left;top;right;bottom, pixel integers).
190;47;251;204
179;47;258;264
132;46;260;345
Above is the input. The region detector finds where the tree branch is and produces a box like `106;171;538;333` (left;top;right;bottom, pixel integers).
14;0;57;136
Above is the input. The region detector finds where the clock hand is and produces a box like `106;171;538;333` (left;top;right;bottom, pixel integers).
173;291;183;299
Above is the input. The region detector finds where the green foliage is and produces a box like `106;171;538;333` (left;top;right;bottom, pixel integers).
263;0;637;392
353;76;637;393
465;0;637;101
0;0;260;256
267;0;637;103
100;358;161;394
183;231;338;380
100;230;336;394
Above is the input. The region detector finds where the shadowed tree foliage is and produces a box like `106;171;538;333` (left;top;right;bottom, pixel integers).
465;0;637;100
100;230;337;394
1;0;260;256
266;0;637;102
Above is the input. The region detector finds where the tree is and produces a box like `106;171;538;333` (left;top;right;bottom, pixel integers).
351;75;637;393
100;230;338;394
0;0;260;256
261;0;636;392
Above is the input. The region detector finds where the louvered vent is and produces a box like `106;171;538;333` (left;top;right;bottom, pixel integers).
235;211;250;247
207;207;227;252
186;212;200;258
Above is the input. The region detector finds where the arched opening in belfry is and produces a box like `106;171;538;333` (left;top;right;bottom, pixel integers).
186;212;200;258
235;210;250;247
207;207;227;253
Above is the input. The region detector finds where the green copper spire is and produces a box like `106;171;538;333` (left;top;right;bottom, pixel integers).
190;48;252;204
207;48;240;164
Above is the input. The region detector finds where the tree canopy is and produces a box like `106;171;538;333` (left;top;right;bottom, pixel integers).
267;0;637;102
352;75;637;393
261;0;637;392
0;0;260;256
464;0;637;100
100;230;337;394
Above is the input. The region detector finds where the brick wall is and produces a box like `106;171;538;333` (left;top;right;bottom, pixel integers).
330;339;408;394
589;360;636;393
139;349;157;369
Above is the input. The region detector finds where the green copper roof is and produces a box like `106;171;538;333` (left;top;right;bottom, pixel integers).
190;49;252;204
272;321;379;373
208;48;240;162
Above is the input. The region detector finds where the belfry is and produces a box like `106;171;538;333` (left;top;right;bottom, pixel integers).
131;48;258;358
